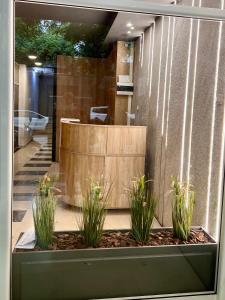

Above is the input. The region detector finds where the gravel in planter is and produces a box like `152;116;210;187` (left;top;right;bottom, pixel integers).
15;228;215;252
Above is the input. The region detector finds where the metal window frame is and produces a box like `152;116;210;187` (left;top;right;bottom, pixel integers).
1;0;225;299
14;0;225;21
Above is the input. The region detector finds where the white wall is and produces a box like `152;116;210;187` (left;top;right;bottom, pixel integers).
18;64;30;112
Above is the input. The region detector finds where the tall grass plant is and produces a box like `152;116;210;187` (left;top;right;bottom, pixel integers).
33;175;57;249
129;176;156;243
171;176;195;241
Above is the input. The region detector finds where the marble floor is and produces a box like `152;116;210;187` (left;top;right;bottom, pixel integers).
12;131;160;248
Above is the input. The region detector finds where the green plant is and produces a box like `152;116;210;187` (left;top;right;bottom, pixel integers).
33;175;57;249
37;174;54;197
79;179;110;247
171;176;195;241
129;176;156;243
15;18;111;65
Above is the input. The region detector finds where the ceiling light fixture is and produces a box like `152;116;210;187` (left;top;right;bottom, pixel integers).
28;55;37;60
131;26;135;30
126;22;132;27
127;31;131;34
35;62;42;67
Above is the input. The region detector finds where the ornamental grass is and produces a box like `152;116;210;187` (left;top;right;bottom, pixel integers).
129;176;156;244
79;179;111;247
171;176;195;241
33;175;57;249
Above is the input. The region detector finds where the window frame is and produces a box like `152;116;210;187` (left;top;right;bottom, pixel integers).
1;0;225;299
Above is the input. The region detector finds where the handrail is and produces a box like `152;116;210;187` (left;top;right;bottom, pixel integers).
14;110;48;119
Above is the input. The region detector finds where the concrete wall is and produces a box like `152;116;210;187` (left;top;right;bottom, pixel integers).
132;0;225;238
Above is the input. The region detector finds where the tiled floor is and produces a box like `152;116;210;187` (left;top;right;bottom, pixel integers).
13;210;27;222
12;131;160;248
13;131;53;247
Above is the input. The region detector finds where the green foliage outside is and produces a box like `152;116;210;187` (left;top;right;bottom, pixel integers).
15;18;110;66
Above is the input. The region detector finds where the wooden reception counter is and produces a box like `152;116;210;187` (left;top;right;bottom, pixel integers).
59;120;147;208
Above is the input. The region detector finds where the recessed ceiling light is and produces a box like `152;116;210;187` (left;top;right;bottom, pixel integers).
28;55;37;60
126;22;132;27
35;62;42;67
127;31;131;34
131;26;135;30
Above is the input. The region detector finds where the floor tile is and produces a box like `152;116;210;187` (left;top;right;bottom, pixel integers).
39;149;52;152
16;170;47;175
35;153;52;156
24;163;52;167
13;210;27;222
13;186;36;193
13;194;34;201
14;180;37;186
30;158;52;161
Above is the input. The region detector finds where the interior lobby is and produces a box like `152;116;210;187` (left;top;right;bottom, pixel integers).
13;0;225;248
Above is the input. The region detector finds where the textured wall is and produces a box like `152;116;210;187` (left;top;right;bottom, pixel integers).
132;0;225;238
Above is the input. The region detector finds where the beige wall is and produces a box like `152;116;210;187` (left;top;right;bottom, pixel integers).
114;41;134;125
18;64;30;112
132;0;225;238
16;64;31;146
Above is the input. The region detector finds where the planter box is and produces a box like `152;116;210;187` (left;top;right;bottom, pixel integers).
12;228;217;300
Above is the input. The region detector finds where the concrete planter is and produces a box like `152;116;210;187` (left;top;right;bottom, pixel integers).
12;228;217;300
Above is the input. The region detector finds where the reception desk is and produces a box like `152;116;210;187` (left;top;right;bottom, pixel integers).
59;120;147;208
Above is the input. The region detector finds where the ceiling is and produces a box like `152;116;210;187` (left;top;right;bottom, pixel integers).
15;1;174;47
15;2;116;26
105;12;155;43
105;0;175;43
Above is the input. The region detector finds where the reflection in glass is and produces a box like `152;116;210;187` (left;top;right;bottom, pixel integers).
12;2;225;299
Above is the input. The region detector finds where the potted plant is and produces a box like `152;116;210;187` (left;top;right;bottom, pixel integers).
129;176;156;243
78;179;109;247
32;175;57;249
12;176;217;300
171;176;195;241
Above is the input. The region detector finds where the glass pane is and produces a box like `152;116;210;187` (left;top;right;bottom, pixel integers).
12;2;225;299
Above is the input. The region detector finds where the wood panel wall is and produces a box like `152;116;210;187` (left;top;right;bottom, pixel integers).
56;47;117;160
60;122;146;208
